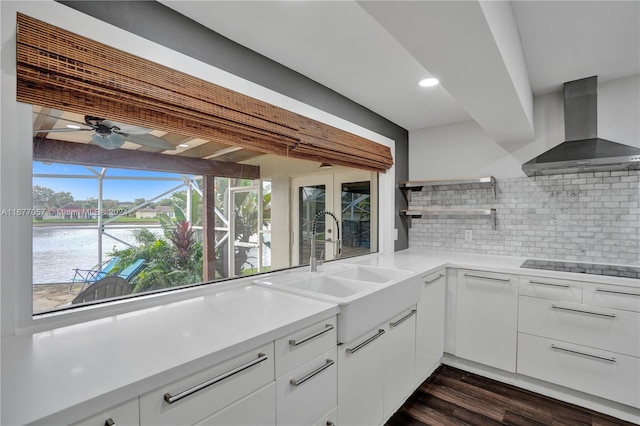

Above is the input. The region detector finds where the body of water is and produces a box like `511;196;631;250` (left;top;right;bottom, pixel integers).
33;225;163;284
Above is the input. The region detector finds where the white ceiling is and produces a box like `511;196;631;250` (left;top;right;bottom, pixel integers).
160;1;640;142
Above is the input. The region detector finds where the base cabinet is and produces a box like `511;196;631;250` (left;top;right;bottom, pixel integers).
71;398;139;426
196;383;276;426
415;270;445;382
455;269;518;372
383;308;417;418
338;326;386;426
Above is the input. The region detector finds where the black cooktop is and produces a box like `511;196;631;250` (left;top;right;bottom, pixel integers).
520;259;640;280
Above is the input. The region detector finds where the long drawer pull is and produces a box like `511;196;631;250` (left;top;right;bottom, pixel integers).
289;359;334;387
551;344;616;363
164;352;268;404
289;324;334;346
596;288;640;297
346;329;385;354
464;273;510;283
390;309;417;327
551;304;616;318
530;280;570;288
424;274;444;284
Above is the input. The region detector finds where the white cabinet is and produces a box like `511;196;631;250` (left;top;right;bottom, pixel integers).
415;270;445;382
139;342;274;425
517;278;640;408
275;317;338;426
455;269;518;372
518;334;640;409
196;384;276;426
276;348;337;426
383;307;417;418
338;326;386;426
70;398;139;426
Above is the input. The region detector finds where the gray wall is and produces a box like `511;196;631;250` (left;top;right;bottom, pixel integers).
408;170;640;265
58;0;410;251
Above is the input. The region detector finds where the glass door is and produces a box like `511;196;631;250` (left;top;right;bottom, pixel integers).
291;171;376;267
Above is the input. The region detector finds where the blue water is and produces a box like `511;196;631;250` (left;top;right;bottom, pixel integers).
32;225;163;284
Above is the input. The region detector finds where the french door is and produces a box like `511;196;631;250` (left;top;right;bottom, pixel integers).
291;171;376;267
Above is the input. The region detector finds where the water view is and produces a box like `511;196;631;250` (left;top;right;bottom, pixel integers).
33;225;163;284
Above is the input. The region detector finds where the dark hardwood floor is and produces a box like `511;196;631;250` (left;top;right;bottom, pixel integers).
385;365;638;426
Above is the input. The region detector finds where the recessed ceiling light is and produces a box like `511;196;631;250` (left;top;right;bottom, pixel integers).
66;124;82;129
418;78;439;87
178;144;189;148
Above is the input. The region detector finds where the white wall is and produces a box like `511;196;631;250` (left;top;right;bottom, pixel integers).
409;74;640;180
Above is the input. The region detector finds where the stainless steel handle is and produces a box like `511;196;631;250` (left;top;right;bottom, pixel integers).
596;287;640;297
551;344;616;363
464;273;510;283
326;422;335;426
346;329;385;354
164;353;268;404
424;274;444;284
551;304;616;318
105;419;114;426
289;324;334;346
529;280;570;288
289;359;334;386
390;309;417;327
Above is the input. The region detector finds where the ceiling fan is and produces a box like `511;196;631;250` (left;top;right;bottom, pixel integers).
34;115;176;151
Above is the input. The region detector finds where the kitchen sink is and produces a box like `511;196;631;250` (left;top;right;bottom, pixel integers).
253;263;420;343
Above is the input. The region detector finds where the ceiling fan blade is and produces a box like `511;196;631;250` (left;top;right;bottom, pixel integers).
121;133;176;150
33;111;90;128
33;127;92;134
91;133;125;150
102;120;152;135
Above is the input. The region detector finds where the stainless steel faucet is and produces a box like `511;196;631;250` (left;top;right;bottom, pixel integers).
309;210;342;272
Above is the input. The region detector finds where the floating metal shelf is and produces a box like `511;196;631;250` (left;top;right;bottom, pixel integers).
400;208;497;230
399;176;496;201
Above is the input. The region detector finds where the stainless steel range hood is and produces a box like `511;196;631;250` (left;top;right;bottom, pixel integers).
522;76;640;176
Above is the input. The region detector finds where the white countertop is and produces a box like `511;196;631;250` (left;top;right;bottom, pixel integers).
2;249;638;425
1;284;339;425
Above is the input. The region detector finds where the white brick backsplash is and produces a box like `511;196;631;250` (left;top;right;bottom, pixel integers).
408;170;640;265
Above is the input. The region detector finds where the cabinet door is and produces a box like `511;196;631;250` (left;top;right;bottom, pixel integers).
338;327;386;426
415;270;445;382
140;343;274;426
276;348;337;426
384;307;417;419
455;270;518;372
70;398;139;426
196;383;276;426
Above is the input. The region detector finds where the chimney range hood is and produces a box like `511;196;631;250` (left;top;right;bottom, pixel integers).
522;76;640;176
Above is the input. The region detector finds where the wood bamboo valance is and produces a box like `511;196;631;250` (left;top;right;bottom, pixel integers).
16;13;393;173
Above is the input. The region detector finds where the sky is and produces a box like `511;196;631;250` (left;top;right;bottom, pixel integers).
32;162;199;203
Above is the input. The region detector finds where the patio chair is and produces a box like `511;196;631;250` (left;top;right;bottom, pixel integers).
116;258;146;282
71;276;131;305
70;257;121;293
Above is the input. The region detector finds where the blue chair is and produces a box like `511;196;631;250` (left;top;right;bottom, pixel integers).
70;257;121;292
116;259;146;282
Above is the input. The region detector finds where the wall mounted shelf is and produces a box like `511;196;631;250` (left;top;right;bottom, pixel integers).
399;176;496;202
400;208;497;230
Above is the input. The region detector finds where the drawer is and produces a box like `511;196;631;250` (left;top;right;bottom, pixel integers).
71;397;139;426
276;348;337;426
140;342;274;426
312;407;337;426
519;275;582;302
519;296;640;357
195;383;275;426
583;282;640;313
517;333;640;409
275;316;337;378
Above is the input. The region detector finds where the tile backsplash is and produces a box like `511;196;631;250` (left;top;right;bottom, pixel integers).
408;170;639;265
